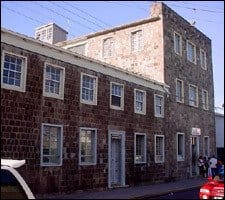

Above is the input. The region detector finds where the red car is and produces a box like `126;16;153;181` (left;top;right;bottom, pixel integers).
199;171;224;199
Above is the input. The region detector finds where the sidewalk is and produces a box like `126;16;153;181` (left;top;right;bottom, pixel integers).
37;177;207;199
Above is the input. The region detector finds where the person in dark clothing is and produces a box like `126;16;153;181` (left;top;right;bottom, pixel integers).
203;156;209;178
198;156;205;177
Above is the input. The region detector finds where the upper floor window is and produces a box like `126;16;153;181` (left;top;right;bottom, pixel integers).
79;128;97;165
176;79;184;103
110;82;124;110
202;89;209;110
41;123;63;166
80;73;98;105
187;40;196;64
177;132;185;161
131;30;142;52
102;37;114;58
134;89;146;115
1;51;27;92
155;135;164;163
189;84;198;107
47;28;53;40
203;136;209;158
200;49;207;70
174;32;182;55
154;94;164;118
134;133;146;164
43;63;65;100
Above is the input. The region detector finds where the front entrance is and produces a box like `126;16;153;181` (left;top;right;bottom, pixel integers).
108;131;125;188
190;136;199;176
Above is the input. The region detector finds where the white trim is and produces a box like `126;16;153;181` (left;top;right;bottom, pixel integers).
203;136;210;158
43;62;65;100
1;50;27;92
186;40;197;64
40;123;63;167
200;49;207;70
202;89;209;110
102;37;115;58
154;94;164;118
134;132;147;164
176;132;185;161
1;28;167;93
66;41;87;56
174;31;182;56
154;134;165;163
80;73;98;105
1;165;35;199
110;82;124;110
175;78;184;103
134;89;146;115
188;84;198;107
79;127;97;166
108;130;126;188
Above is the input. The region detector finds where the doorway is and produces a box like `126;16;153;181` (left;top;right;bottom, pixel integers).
190;136;199;176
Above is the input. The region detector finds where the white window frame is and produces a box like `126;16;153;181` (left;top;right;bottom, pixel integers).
134;133;146;164
1;50;27;93
43;62;65;100
174;31;182;56
102;37;114;58
189;84;198;107
200;49;207;70
175;78;184;103
154;94;164;118
203;136;210;158
177;132;185;161
110;82;124;110
40;123;63;166
186;40;196;64
202;89;209;110
131;30;143;53
80;73;98;105
79;127;97;166
154;135;165;163
134;89;146;115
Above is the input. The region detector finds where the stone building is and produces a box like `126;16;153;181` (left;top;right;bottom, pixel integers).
57;2;216;177
1;1;216;196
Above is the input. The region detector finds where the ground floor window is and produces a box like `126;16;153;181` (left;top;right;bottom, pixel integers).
134;133;146;163
154;135;164;163
177;132;185;161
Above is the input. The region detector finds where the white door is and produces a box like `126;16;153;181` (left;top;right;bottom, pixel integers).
108;131;125;188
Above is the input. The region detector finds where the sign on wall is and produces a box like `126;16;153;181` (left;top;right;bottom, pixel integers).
191;128;201;135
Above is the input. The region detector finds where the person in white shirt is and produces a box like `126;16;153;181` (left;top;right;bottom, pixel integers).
209;155;217;178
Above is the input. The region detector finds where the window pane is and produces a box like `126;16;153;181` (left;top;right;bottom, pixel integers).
176;80;182;101
111;95;121;107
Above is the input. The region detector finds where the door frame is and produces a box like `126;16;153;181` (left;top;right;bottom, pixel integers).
108;130;125;188
190;135;199;177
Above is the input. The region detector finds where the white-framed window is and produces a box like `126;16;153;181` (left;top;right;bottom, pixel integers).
200;49;207;70
154;135;164;163
174;31;182;55
187;40;196;64
176;78;184;103
177;132;185;161
203;136;210;158
134;89;146;115
154;94;164;118
40;29;46;41
79;127;97;165
134;133;146;164
189;84;198;107
1;50;27;93
41;123;63;166
102;37;114;58
202;89;209;110
80;73;98;105
47;28;53;40
131;30;142;52
110;82;124;110
43;62;65;100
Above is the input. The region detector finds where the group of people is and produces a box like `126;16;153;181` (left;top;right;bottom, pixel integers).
198;155;223;178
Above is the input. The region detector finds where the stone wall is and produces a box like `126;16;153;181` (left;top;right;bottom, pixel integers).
1;43;166;195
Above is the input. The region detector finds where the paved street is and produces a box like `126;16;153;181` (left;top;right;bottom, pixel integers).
148;188;200;199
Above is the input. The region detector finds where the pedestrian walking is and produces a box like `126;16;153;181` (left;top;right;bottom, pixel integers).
198;156;205;177
209;155;217;178
203;157;209;178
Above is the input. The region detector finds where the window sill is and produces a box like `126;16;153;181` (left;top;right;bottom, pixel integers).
80;99;97;105
110;105;124;111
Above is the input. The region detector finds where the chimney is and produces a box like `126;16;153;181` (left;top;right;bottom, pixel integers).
35;23;68;44
150;1;163;18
